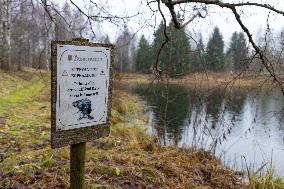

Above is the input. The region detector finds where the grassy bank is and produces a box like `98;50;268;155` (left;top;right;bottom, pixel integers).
117;72;279;90
0;70;283;188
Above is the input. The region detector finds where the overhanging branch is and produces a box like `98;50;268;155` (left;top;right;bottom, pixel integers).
161;0;284;94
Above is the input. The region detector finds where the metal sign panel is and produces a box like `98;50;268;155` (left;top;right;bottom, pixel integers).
51;40;113;148
56;45;110;130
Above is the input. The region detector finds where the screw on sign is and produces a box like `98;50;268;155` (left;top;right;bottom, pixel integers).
51;38;113;189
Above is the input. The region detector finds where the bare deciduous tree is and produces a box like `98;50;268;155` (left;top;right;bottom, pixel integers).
0;0;11;70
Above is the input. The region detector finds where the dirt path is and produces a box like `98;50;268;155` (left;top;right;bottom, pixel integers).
0;78;47;116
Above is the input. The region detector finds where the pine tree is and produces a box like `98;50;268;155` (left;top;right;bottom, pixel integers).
206;27;225;71
136;35;152;73
227;32;248;71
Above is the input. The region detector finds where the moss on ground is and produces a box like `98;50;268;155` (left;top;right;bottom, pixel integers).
0;70;283;189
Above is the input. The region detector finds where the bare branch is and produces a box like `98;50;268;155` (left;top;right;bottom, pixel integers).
69;0;141;24
161;0;284;94
170;0;284;17
154;0;170;76
230;7;284;94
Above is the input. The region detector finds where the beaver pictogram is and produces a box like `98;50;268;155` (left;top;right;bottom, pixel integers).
72;98;94;120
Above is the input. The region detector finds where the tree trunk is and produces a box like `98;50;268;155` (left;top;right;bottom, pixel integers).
45;34;50;71
1;0;11;70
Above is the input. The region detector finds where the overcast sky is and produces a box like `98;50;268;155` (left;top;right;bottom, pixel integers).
57;0;284;48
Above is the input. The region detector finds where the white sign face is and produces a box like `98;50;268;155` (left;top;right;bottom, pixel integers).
56;44;110;131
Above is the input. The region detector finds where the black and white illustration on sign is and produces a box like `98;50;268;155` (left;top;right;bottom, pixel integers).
56;44;110;131
72;98;94;120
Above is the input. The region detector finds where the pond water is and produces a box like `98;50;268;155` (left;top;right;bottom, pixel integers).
124;83;284;177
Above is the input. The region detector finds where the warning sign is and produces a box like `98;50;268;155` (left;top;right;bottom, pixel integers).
51;40;113;148
56;44;110;131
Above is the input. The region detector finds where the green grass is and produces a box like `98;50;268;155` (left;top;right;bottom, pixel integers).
0;70;283;188
0;70;47;116
247;172;284;189
0;73;242;188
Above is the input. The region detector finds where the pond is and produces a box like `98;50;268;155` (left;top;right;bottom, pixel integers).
124;83;284;177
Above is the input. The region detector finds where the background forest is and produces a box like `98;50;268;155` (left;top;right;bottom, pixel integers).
0;1;284;77
1;1;284;188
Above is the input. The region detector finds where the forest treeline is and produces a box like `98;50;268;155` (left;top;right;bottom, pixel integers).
135;21;284;76
0;1;284;76
0;1;89;70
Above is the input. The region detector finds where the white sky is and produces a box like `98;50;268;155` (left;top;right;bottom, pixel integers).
56;0;284;48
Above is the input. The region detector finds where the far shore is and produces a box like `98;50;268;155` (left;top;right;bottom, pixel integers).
116;72;282;90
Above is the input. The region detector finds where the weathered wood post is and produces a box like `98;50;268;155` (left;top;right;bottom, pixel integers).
70;142;86;189
50;38;113;189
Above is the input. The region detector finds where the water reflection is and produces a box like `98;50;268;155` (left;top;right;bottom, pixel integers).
126;83;284;177
134;84;201;145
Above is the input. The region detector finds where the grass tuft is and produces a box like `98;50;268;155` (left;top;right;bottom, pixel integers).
247;172;284;189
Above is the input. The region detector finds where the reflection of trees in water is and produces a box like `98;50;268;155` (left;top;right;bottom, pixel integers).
253;89;284;127
132;83;283;149
203;89;223;129
202;89;246;129
134;84;190;145
186;88;247;151
225;89;247;115
222;89;247;134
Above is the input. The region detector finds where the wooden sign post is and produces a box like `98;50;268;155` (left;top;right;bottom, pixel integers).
51;38;113;189
70;142;86;189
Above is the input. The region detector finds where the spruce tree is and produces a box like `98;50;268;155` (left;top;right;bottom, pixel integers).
136;35;152;73
152;20;191;77
152;21;167;71
227;32;248;71
167;21;191;76
191;34;205;71
206;27;225;71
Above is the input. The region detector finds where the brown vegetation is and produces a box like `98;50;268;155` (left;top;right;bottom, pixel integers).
117;72;281;90
0;70;245;188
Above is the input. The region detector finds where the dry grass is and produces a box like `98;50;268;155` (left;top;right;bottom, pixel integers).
172;72;272;88
117;72;278;90
1;70;282;188
111;89;145;125
85;141;242;189
114;73;153;85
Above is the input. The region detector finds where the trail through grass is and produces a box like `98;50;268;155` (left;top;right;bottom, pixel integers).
1;70;283;188
0;71;47;116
